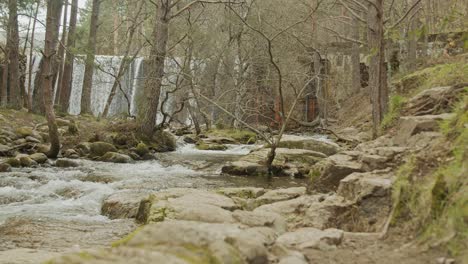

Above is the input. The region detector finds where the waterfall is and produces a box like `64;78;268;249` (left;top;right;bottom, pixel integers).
28;53;189;122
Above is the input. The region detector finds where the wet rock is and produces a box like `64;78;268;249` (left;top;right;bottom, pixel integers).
100;152;133;163
232;210;287;233
19;156;37;167
278;135;341;156
0;163;11;172
15;127;33;138
309;153;364;193
63;149;79;159
135;142;150;157
150;130;177;152
29;153;48;164
183;135;198;144
101;191;150;219
255;187;307;206
76;142;91;155
277;227;344;250
89;141;118;157
218;187;266;199
14;138;27;145
55;159;79;168
222;161;268;176
196;140;228;151
5;157;21;167
204;136;237;144
394;114;454;146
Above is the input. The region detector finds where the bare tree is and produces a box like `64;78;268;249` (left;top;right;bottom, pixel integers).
54;0;68;105
81;0;101;114
57;0;78;113
42;0;63;158
6;0;21;109
26;0;40;111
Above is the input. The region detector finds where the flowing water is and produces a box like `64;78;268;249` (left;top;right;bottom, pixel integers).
0;143;306;263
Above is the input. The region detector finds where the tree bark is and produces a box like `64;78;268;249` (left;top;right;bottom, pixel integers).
1;62;8;107
54;0;68;105
81;0;101;114
367;0;388;137
102;0;143;117
139;0;170;138
26;0;40;111
43;0;63;158
58;0;78;113
351;16;361;92
7;0;21;109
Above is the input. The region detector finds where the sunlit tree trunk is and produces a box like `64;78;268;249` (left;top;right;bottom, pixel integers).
43;0;63;158
81;0;101;114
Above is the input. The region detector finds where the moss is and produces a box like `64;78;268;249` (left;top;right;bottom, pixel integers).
208;129;257;144
392;93;468;257
395;62;468;96
135;142;150;157
170;244;223;264
380;95;407;131
111;226;145;247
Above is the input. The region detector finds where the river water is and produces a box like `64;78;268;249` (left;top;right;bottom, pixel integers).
0;143;306;263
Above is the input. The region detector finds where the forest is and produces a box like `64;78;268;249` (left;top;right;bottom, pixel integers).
0;0;467;263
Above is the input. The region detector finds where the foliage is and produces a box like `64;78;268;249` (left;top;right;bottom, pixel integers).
392;94;468;257
380;95;406;131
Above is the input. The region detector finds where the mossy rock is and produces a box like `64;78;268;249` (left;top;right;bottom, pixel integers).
208;129;257;144
29;153;48;164
55;159;80;168
100;152;133;163
19;156;37;167
0;163;11;172
5;157;21;167
148;130;177;152
196;141;227;151
15;127;33;138
135;142;150;157
89;141;118;157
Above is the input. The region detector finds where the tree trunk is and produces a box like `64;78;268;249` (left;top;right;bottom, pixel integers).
406;0;418;71
54;0;68;105
43;0;63;158
26;0;40;111
81;0;101;114
351;16;361;92
58;0;78;113
7;0;21;109
102;0;143;117
1;62;8;107
367;0;388;137
139;0;170;138
113;0;119;55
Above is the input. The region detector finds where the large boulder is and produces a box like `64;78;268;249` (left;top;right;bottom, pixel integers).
196;141;228;151
217;187;266;199
0;163;11;172
337;170;394;232
15;127;33;138
89;141;118;157
100;152;133;163
136;189;239;224
309;153;364;193
254;194;350;230
278;135;340;156
404;85;467;116
394;114;454;146
55;159;79;168
150;130;177;152
101;191;150;219
29;153;48;164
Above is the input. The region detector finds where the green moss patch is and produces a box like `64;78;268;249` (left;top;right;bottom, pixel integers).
208;129;257;144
